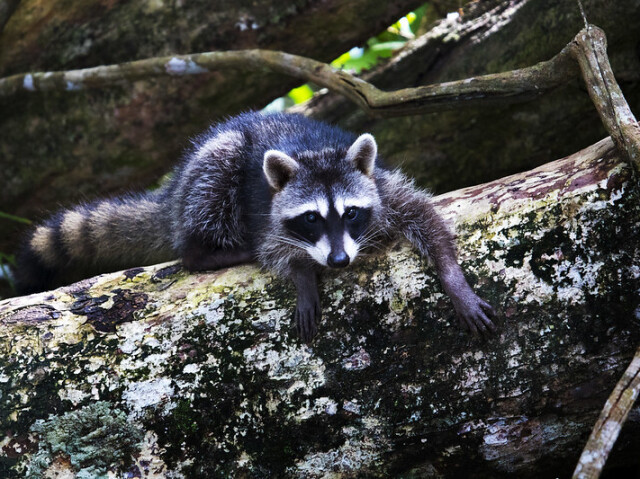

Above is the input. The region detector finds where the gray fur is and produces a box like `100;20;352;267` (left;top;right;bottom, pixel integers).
15;112;495;341
171;129;247;253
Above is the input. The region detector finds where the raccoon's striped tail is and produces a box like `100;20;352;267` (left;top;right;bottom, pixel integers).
14;192;175;295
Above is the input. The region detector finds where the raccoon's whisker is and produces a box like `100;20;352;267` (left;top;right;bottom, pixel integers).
358;227;379;242
360;238;385;253
357;225;385;251
361;241;384;252
274;232;309;245
271;235;309;250
360;229;387;249
360;241;384;253
272;238;304;249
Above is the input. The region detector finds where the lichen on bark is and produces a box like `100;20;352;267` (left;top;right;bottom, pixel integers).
25;401;144;479
0;138;638;477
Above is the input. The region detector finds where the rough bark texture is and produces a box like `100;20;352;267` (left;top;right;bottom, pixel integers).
299;0;640;193
0;138;638;478
0;0;423;252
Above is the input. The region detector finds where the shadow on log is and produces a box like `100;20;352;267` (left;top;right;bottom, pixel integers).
0;137;639;477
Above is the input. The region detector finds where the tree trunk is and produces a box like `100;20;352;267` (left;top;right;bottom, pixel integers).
1;137;638;478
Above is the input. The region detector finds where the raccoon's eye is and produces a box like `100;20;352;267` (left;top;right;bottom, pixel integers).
304;212;318;223
344;207;358;220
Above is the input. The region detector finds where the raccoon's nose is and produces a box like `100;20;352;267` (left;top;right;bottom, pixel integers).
328;251;350;268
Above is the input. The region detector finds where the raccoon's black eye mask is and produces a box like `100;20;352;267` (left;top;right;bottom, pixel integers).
344;207;371;240
285;212;325;243
284;206;372;245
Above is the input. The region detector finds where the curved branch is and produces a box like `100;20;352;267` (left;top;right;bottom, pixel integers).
0;26;638;169
0;43;574;113
570;27;640;169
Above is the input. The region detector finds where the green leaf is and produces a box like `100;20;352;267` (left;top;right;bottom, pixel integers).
408;5;428;34
287;84;315;104
0;211;31;224
331;51;352;69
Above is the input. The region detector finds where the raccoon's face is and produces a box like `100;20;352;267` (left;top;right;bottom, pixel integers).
264;134;380;268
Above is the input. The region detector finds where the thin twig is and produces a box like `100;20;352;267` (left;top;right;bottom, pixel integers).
575;0;589;29
572;345;640;479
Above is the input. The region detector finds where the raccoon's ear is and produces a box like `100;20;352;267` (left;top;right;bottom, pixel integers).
346;133;377;176
263;150;300;191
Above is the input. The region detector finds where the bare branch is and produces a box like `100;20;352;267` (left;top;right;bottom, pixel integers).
573;345;640;479
0;25;638;169
570;27;640;169
0;43;576;113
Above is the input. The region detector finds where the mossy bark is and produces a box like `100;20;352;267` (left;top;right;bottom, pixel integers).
0;138;638;478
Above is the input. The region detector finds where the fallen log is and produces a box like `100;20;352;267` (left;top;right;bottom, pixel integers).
0;137;638;478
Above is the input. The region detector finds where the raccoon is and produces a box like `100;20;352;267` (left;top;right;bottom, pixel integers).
14;112;495;341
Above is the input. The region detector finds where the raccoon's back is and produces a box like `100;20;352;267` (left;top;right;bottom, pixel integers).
234;112;357;158
13;112;360;294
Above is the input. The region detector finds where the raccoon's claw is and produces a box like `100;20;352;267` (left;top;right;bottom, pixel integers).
453;292;497;338
295;303;321;343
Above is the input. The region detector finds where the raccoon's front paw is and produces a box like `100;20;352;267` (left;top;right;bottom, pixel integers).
295;302;321;343
452;291;496;337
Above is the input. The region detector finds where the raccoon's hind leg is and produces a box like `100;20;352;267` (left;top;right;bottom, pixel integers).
289;266;321;343
181;237;253;271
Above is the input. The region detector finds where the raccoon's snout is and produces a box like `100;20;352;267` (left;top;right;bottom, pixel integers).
327;250;350;268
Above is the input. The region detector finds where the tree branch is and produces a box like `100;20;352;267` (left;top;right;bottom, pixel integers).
572;345;640;479
570;27;640;169
1;25;637;170
0;35;575;111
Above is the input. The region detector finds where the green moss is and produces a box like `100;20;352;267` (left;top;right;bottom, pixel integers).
172;399;200;435
26;401;144;478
